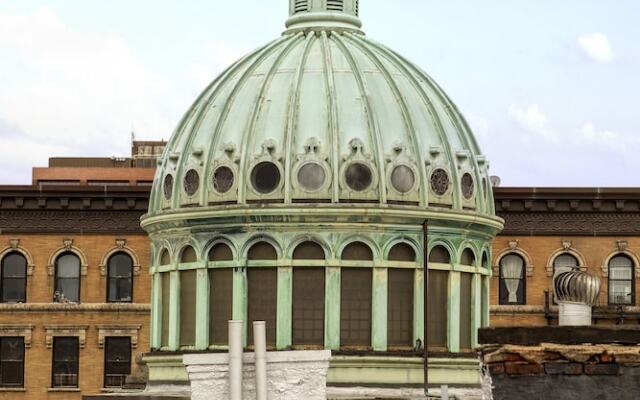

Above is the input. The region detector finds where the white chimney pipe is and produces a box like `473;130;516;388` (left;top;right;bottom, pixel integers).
228;320;243;400
253;321;268;400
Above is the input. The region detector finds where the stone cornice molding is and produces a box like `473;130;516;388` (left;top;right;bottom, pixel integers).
44;325;89;348
0;324;35;348
97;324;142;348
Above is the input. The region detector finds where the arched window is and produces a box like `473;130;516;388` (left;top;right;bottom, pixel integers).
180;246;197;263
427;269;448;350
55;253;81;303
459;273;472;350
482;252;489;269
1;253;27;303
388;243;416;262
180;268;197;347
341;242;373;261
609;255;635;305
107;253;133;303
247;242;278;346
292;242;325;347
428;246;450;264
208;242;234;346
553;253;579;275
499;254;526;305
160;249;171;266
340;241;373;348
460;249;475;266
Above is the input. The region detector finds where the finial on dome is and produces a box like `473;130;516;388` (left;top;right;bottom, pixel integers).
285;0;362;33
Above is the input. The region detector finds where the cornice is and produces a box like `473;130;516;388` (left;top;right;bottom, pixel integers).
0;303;150;312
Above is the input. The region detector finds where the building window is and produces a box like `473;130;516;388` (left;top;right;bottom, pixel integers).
427;270;448;350
0;337;24;388
179;270;197;347
1;253;27;303
609;255;635;305
209;268;233;346
104;337;131;388
499;254;526;305
52;337;79;388
107;253;133;303
247;242;278;346
459;273;472;350
428;245;450;264
460;248;475;266
340;268;372;348
553;253;579;275
387;268;414;348
55;253;80;303
292;242;326;347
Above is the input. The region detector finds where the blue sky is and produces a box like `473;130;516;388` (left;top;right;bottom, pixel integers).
0;0;638;186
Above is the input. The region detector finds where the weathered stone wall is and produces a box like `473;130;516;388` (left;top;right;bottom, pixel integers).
183;350;331;400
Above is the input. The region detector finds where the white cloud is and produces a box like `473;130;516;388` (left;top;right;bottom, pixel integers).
578;121;630;153
508;104;557;142
577;32;615;63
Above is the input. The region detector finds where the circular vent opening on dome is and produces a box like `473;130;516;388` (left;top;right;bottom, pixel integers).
345;162;372;192
163;174;174;200
430;169;449;196
251;162;281;194
461;173;475;199
213;166;235;194
184;169;200;196
297;162;326;192
391;165;415;194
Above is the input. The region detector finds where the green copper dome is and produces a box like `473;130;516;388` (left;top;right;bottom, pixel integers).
147;0;494;216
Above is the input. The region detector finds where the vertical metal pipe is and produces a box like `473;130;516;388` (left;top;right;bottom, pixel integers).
228;320;243;400
253;321;268;400
423;220;429;396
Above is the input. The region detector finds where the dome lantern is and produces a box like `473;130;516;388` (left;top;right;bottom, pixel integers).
285;0;362;33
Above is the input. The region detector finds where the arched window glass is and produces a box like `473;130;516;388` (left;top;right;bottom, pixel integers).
609;255;635;305
427;269;448;349
482;252;489;269
55;253;80;303
499;254;525;305
553;254;578;275
428;246;450;264
341;242;373;261
247;241;278;346
1;253;27;303
387;268;414;348
180;246;197;263
160;249;171;266
292;242;326;347
208;243;233;261
459;273;472;350
388;243;416;262
460;249;475;266
107;253;133;303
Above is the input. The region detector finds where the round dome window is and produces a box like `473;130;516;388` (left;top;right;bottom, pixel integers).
184;169;200;196
251;162;281;194
430;169;449;196
345;163;373;192
163;174;174;200
461;173;475;199
213;166;234;194
391;165;415;194
297;162;326;192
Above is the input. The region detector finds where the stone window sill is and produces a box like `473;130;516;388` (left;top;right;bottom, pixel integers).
0;387;26;392
48;387;81;392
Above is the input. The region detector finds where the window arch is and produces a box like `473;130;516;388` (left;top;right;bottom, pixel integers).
388;243;416;262
428;245;451;264
292;241;325;347
159;249;171;266
1;252;27;303
460;248;475;266
55;253;81;303
248;242;278;260
180;246;197;263
608;255;635;305
553;253;579;275
499;253;526;305
208;243;234;261
107;253;133;303
341;242;373;261
247;241;278;346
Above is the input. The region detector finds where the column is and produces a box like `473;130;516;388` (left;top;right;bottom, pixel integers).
232;268;247;347
471;273;482;348
277;266;292;350
447;271;461;353
195;266;210;350
325;266;341;350
371;267;388;351
168;270;181;351
482;275;490;327
150;273;163;350
413;268;424;348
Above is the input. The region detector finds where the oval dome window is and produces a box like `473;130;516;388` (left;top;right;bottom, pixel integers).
163;174;174;200
184;169;200;196
251;162;281;194
391;165;415;194
213;166;234;194
297;162;326;192
345;162;372;192
461;173;475;199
